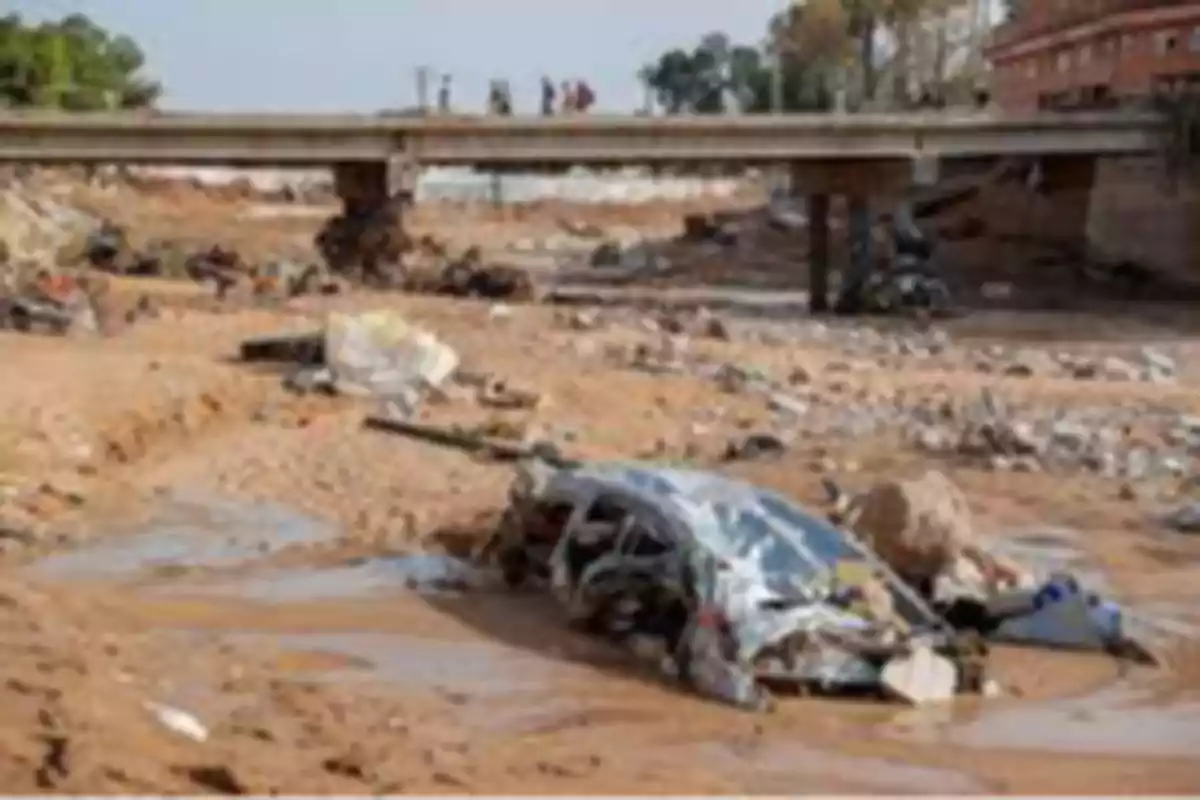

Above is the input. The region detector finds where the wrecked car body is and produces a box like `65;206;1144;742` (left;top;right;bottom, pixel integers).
488;462;988;710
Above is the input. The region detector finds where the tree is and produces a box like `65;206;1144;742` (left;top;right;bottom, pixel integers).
0;13;161;110
639;28;832;115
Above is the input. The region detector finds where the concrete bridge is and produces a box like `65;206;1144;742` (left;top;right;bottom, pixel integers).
0;108;1163;213
0;110;1174;310
0;110;1162;167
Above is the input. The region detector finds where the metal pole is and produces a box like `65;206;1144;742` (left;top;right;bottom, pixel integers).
416;67;429;113
773;0;790;113
772;54;785;114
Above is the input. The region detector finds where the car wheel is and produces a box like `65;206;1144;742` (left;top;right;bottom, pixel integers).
497;546;529;589
9;307;31;332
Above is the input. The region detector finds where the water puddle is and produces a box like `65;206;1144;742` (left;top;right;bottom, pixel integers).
990;527;1106;587
229;631;556;696
33;494;331;580
888;683;1200;758
681;740;988;794
160;554;486;603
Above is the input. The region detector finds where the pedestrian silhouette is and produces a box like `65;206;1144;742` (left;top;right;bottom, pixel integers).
541;76;556;116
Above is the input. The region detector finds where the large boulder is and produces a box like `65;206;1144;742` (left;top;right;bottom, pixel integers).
845;470;975;584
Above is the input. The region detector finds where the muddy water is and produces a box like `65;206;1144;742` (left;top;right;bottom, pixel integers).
33;493;332;579
679;740;989;794
227;630;556;695
931;683;1200;757
27;496;1200;791
163;554;488;602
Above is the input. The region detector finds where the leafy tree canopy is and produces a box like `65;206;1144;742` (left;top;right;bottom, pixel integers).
642;0;971;114
0;13;161;110
639;27;835;115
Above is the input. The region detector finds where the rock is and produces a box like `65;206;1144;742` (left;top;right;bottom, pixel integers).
723;433;787;461
0;504;41;545
1099;356;1140;382
1002;349;1059;378
1164;501;1200;533
787;366;812;385
1140;347;1177;381
767;393;808;417
565;309;600;331
846;470;975;582
589;241;622;268
714;364;753;394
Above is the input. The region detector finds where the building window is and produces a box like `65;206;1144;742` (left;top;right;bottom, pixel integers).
1057;50;1071;72
1189;26;1200;53
1122;33;1136;53
1154;29;1178;56
1079;43;1092;66
1026;60;1038;78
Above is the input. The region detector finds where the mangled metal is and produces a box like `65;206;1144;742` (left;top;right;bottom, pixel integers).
488;462;985;710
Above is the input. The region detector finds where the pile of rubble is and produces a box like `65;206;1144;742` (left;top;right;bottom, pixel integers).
555;306;1198;492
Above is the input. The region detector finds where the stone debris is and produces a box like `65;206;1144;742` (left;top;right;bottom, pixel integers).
1164;501;1200;534
561;304;1194;488
404;246;540;302
839;470;979;586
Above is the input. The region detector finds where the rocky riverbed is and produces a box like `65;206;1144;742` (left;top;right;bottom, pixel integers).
0;275;1198;793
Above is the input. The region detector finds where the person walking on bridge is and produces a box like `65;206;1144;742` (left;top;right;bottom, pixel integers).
574;79;596;113
560;80;577;114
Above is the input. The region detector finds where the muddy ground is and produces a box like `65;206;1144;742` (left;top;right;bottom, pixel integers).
1;181;1199;794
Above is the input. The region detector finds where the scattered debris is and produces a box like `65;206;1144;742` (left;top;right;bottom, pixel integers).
404;246;540;302
145;701;208;743
832;471;1158;663
0;271;99;336
1164;501;1200;534
239;332;325;365
364;415;571;465
240;310;458;412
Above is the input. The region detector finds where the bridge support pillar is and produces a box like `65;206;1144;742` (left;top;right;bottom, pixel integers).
791;160;911;315
1034;155;1097;252
808;193;831;314
319;158;418;285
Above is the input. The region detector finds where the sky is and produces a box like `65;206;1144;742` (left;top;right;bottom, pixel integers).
12;0;794;113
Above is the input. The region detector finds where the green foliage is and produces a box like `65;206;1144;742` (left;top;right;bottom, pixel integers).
639;28;833;114
0;13;160;110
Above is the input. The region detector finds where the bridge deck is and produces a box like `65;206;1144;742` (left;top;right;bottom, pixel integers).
0;111;1165;166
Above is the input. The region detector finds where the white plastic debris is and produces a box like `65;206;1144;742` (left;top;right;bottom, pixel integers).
880;644;957;705
323;310;459;399
145;701;209;743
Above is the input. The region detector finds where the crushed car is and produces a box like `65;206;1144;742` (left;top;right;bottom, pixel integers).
486;461;990;711
485;462;1162;712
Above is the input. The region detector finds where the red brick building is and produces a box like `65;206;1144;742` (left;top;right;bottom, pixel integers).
986;0;1200;111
